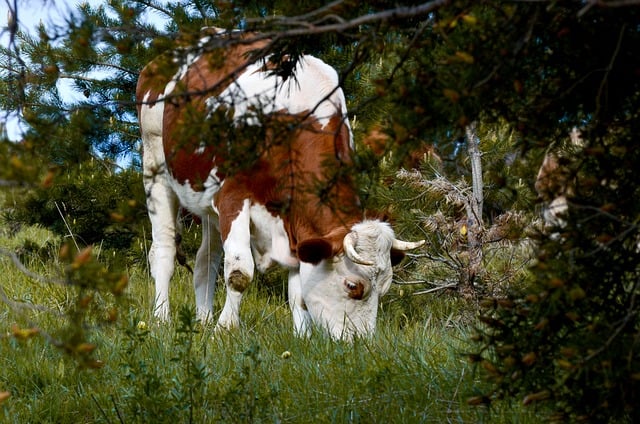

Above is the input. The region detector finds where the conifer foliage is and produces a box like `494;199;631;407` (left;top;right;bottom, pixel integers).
1;1;640;420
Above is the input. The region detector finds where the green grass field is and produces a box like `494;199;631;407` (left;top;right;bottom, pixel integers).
0;222;540;423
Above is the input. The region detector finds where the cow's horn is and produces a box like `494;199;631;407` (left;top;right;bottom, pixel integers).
392;239;426;251
343;232;375;266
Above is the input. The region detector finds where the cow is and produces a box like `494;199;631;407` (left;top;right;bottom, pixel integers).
534;151;571;229
135;29;424;340
534;128;583;230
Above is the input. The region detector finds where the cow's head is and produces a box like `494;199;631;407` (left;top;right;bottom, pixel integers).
296;220;424;340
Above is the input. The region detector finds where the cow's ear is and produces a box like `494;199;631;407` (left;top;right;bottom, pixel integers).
297;238;333;264
390;248;405;266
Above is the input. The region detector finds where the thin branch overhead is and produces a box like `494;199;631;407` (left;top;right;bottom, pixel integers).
245;0;451;35
578;0;640;17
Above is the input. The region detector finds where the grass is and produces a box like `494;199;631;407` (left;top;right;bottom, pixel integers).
0;222;541;423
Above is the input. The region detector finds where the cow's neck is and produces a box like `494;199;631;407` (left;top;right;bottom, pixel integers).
280;114;360;254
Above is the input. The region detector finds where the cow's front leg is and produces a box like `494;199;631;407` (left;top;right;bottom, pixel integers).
216;199;254;330
144;171;179;321
288;269;312;337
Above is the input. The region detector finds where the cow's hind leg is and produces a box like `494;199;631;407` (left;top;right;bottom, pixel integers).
144;169;179;321
193;214;222;323
216;199;255;330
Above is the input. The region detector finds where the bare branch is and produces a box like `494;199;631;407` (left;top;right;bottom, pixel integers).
578;0;640;16
594;23;626;119
0;247;67;286
55;201;80;251
413;282;459;295
245;0;450;36
289;0;346;22
0;283;61;315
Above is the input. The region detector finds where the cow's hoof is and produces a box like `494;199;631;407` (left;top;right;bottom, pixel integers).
153;305;171;322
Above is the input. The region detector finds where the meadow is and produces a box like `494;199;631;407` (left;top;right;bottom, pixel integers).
0;219;541;423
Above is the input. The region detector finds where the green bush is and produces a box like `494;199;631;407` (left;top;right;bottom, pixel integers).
6;159;147;252
473;133;640;423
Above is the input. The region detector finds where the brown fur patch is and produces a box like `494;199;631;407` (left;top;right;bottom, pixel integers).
227;270;251;292
534;152;577;203
138;31;363;260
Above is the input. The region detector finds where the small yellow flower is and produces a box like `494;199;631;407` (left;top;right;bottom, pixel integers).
281;351;292;359
137;321;148;331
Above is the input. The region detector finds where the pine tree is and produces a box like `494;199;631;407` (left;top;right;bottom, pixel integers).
0;3;639;419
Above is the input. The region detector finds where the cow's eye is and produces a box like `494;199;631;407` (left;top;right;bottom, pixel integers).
344;279;366;300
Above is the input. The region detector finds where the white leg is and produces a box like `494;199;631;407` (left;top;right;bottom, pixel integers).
144;170;179;321
217;290;244;330
288;269;312;337
193;215;222;323
216;199;255;330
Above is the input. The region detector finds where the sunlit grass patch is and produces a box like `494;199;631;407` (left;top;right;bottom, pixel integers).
0;222;541;423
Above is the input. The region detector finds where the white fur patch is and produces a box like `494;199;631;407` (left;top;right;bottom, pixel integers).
206;55;351;137
163;51;202;98
249;204;299;271
166;172;221;218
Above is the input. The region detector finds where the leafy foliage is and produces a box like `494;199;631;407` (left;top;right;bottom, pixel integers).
454;4;640;422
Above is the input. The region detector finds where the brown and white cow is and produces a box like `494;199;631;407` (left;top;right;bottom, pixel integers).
534;128;583;230
135;30;424;340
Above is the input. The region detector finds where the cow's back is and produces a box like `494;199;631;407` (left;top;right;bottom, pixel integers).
137;31;356;238
137;33;270;209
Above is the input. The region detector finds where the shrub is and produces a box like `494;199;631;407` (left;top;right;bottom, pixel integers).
6;159;147;251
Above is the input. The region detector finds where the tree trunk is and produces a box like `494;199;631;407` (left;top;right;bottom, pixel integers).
463;122;484;297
